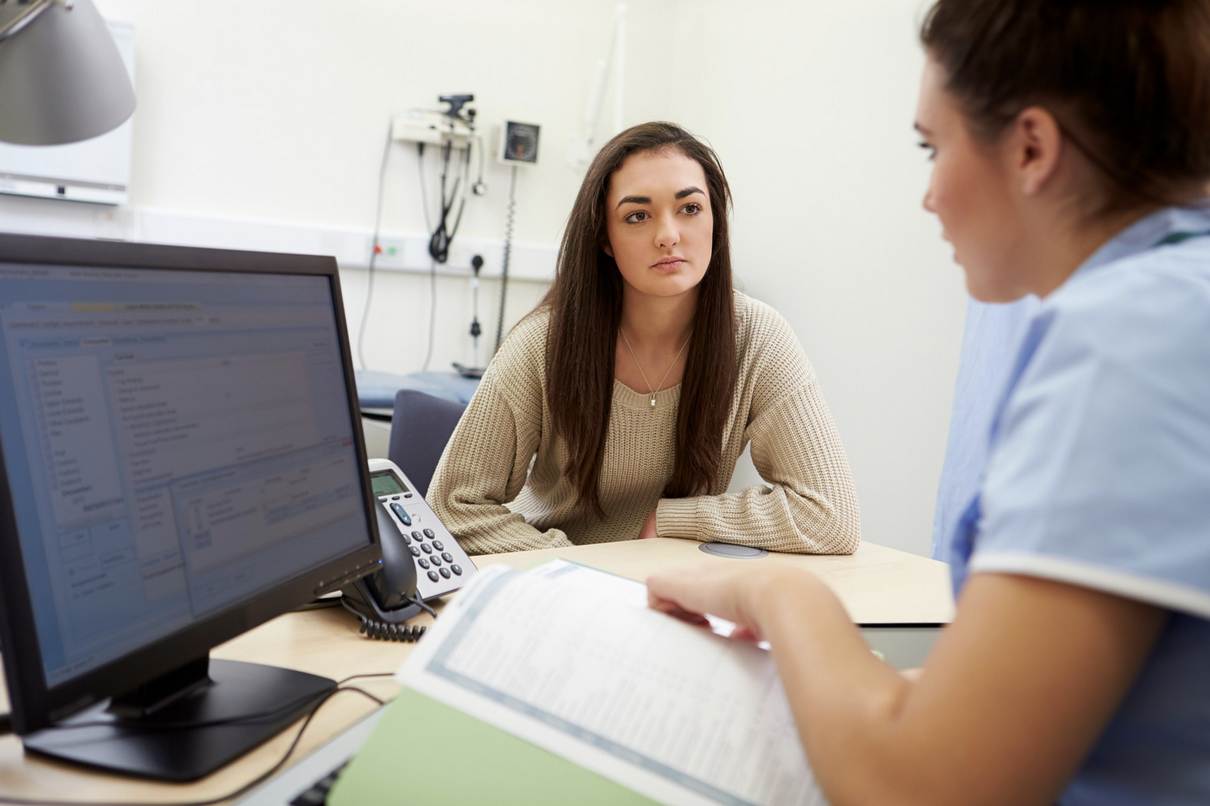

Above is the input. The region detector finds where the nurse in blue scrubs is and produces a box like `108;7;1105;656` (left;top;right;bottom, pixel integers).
648;1;1210;804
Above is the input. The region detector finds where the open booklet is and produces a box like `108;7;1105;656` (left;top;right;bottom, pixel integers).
328;560;827;806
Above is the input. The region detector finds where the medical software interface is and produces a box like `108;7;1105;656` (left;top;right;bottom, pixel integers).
0;263;370;687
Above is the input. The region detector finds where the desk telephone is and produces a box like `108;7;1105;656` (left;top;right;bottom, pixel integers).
340;459;477;640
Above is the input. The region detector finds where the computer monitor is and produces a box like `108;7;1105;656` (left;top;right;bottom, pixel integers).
0;233;382;781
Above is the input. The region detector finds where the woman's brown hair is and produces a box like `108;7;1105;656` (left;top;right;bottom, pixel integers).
921;0;1210;214
541;121;737;518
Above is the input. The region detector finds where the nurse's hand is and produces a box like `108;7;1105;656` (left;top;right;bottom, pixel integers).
639;509;659;539
648;564;817;643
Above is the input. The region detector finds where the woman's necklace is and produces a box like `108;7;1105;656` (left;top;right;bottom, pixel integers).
618;327;693;408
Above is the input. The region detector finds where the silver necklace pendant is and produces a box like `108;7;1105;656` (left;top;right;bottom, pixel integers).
618;326;692;413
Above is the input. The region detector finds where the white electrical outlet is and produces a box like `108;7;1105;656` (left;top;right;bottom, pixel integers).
392;110;473;147
367;237;408;269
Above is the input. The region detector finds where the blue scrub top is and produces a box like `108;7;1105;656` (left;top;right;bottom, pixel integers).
946;203;1210;805
930;296;1038;562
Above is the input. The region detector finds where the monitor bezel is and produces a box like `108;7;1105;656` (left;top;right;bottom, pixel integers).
0;232;382;735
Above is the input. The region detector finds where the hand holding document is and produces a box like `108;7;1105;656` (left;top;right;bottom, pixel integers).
331;561;826;806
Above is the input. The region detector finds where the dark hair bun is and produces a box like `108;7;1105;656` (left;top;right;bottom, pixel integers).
922;0;1210;211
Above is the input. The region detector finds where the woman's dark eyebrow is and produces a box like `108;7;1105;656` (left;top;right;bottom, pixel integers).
616;187;704;208
914;122;932;136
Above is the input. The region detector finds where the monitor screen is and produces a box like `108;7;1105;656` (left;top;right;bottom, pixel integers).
0;234;381;780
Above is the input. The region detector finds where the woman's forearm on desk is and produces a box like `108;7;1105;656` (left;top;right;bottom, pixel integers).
427;379;570;554
656;381;861;554
648;566;1166;806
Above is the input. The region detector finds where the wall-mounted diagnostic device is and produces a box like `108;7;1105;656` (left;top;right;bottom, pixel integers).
489;120;542;357
497;121;541;166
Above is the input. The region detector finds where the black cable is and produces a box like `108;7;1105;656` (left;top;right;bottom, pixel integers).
24;673;391;737
449;141;474;235
417;140;459;372
427;138;455;263
426;134;473;264
0;686;385;806
356;122;395;371
495;165;518;353
405;591;438;619
336;672;396;685
418;129;476;370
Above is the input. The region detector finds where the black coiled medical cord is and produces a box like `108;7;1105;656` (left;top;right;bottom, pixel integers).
427;135;472;264
494;165;518;353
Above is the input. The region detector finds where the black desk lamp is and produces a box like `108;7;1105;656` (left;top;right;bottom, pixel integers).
0;0;135;145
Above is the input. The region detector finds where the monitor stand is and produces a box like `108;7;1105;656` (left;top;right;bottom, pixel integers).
23;657;336;782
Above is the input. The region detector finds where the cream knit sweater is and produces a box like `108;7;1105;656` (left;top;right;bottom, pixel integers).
427;292;860;555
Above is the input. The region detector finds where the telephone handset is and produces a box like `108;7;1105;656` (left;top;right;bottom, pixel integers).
341;459;478;640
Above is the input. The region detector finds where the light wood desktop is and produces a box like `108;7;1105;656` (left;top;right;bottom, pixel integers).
0;538;953;804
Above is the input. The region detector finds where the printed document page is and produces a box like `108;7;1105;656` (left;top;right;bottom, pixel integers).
527;559;750;641
398;563;826;806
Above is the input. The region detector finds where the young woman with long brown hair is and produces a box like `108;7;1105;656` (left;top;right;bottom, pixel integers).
427;122;861;555
649;1;1210;803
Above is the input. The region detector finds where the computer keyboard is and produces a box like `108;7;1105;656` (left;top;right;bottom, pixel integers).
289;760;348;806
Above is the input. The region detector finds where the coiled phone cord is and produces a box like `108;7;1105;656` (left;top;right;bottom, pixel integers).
341;592;435;643
357;618;426;642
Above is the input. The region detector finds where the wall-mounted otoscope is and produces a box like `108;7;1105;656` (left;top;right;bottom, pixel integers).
438;94;474;121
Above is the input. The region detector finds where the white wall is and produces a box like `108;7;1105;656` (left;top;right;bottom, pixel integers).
663;1;967;555
6;0;967;556
18;0;689;373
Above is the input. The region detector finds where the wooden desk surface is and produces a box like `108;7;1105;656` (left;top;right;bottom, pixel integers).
0;538;952;804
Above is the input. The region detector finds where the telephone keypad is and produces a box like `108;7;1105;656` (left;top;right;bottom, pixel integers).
371;458;478;604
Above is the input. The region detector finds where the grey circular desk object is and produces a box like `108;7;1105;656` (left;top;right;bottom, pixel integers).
699;542;768;559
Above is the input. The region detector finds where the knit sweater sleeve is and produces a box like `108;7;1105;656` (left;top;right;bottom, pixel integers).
426;316;575;555
655;302;861;554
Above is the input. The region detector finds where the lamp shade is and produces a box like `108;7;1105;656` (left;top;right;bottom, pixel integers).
0;0;135;145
